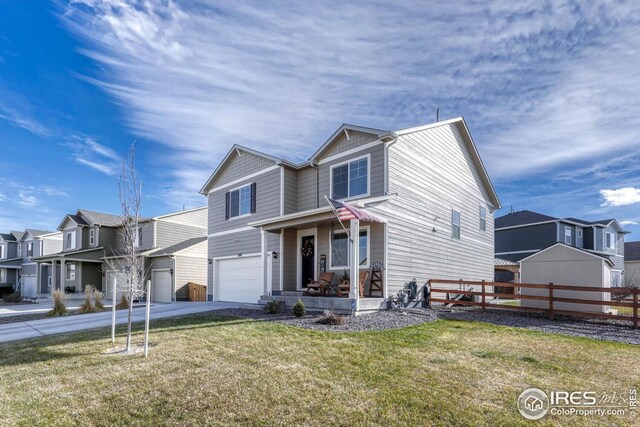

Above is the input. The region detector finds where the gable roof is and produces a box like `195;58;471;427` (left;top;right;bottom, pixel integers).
625;241;640;261
22;229;55;240
308;123;391;162
519;242;614;266
77;209;124;227
11;231;24;241
199;144;282;195
496;210;557;229
0;233;17;242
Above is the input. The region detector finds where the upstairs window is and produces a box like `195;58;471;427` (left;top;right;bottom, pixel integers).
0;245;4;259
479;206;487;231
27;242;33;257
452;210;461;240
564;227;571;245
331;156;369;199
89;229;95;246
17;243;21;256
606;232;615;250
225;183;256;219
132;226;143;248
65;230;76;250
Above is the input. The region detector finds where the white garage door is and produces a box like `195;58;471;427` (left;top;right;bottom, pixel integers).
216;256;263;303
22;276;37;298
151;270;173;303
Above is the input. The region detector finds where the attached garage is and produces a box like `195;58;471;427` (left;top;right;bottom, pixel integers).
520;243;613;313
105;270;127;301
21;276;37;298
151;269;173;303
215;255;263;303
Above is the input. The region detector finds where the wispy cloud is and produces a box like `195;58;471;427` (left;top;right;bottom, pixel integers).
63;135;120;175
600;187;640;207
0;85;55;138
621;220;639;226
58;1;640;222
0;192;7;202
18;191;39;207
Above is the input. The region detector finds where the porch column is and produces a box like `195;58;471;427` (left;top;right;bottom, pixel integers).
51;260;58;292
350;219;360;311
60;259;65;292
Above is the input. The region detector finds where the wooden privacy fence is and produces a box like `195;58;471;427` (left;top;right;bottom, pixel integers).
427;279;639;329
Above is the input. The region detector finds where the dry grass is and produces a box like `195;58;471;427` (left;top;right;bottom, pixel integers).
0;314;638;426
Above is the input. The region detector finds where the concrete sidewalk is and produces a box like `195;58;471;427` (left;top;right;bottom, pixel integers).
0;302;243;343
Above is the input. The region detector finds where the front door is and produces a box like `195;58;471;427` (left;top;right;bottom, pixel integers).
300;235;315;288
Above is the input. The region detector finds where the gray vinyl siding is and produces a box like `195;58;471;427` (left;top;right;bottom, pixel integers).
383;122;495;295
42;236;63;256
21;263;37;276
559;223;576;246
283;168;298;215
98;227;117;253
594;228;604;251
175;255;207;299
317;143;386;201
62;227;83;252
155;222;204;248
150;256;173;271
266;232;280;291
113;222;154;252
296;167;317;211
322;131;379;158
211;151;277;188
208;167;281;233
495;222;558;253
81;262;102;291
282;229;297;291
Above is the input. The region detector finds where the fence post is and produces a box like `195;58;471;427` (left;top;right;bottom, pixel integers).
481;280;486;312
548;282;554;321
633;288;638;330
426;280;432;308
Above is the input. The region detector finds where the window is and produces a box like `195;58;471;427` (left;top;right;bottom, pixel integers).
564;226;571;244
66;263;76;281
0;245;4;259
225;183;256;219
0;269;4;283
452;210;461;240
331;156;369;199
577;229;583;238
89;228;95;246
606;232;615;250
479;206;486;231
65;230;76;250
131;226;143;248
17;243;21;256
27;242;33;257
330;227;369;268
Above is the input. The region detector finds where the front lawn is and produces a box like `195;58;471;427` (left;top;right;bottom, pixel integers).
0;313;638;426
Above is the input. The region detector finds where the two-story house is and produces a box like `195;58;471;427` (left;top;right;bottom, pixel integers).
101;206;208;302
34;207;208;302
0;229;62;297
200;117;501;311
495;210;628;285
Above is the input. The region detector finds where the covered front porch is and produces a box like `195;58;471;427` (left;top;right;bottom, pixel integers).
250;203;388;312
34;251;104;295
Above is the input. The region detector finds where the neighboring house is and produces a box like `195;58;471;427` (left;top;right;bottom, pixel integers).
495;210;628;286
101;207;208;302
200;117;501;310
34;207;207;302
0;230;62;297
625;241;640;287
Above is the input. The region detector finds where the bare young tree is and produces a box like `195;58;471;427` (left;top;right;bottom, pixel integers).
103;142;148;353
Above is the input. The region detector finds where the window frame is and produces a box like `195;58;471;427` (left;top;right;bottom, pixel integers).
329;154;371;200
17;243;21;256
131;225;143;248
89;228;95;246
0;244;4;259
564;226;572;245
577;228;583;238
65;230;76;250
226;183;255;220
479;206;486;231
66;263;76;281
26;242;33;257
329;225;370;269
606;232;615;250
452;209;461;240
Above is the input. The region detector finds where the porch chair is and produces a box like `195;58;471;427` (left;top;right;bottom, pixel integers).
304;272;335;296
336;271;369;298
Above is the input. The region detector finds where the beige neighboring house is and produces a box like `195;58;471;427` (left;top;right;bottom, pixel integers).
519;243;614;313
625;241;640;286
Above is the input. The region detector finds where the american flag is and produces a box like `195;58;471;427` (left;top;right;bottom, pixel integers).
327;198;384;223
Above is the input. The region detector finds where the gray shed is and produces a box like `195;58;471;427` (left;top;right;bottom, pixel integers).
519;243;613;314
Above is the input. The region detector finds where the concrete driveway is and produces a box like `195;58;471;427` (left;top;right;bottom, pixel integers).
0;301;244;343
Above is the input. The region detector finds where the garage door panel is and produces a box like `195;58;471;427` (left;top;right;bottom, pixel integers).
151;270;172;303
216;256;263;303
22;276;37;298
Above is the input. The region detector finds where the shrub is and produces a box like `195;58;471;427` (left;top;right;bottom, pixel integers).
116;294;129;310
264;300;285;314
78;286;94;314
292;299;305;317
3;292;22;303
94;291;105;311
316;310;346;325
49;290;67;317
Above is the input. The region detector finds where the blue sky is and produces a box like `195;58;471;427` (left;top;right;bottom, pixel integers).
1;1;639;241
